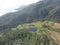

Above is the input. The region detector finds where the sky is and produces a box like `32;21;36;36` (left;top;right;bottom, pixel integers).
0;0;40;16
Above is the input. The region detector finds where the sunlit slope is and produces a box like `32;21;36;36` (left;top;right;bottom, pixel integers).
0;21;60;45
48;30;60;45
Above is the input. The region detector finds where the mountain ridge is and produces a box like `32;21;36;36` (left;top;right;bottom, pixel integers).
0;0;60;30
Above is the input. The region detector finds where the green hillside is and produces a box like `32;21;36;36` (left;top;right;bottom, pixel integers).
0;21;60;45
0;0;60;30
0;0;60;45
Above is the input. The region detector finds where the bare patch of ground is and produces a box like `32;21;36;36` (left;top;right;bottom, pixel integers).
54;23;60;28
48;30;60;45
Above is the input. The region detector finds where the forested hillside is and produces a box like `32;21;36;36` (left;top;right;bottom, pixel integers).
0;0;60;30
0;0;60;45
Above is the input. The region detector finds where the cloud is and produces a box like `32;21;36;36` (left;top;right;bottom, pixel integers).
0;0;39;16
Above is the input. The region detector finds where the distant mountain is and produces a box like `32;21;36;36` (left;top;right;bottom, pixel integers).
0;0;60;30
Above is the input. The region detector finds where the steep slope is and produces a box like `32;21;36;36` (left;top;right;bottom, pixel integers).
0;0;60;30
0;21;59;45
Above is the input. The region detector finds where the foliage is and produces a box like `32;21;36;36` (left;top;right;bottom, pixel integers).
0;21;59;45
0;0;60;45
